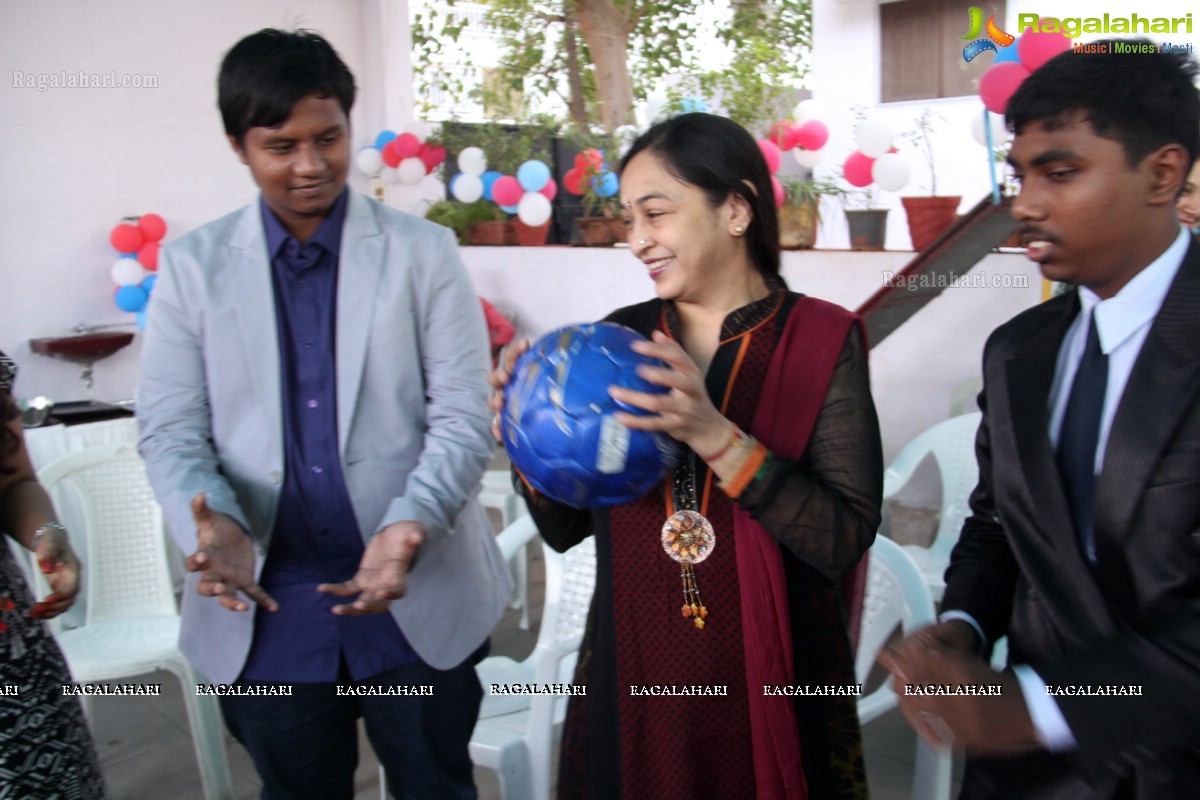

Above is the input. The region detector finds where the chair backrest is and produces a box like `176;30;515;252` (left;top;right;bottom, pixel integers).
854;536;937;724
35;442;177;626
883;412;981;564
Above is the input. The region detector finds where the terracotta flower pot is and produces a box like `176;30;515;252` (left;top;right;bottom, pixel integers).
901;196;961;252
468;220;516;246
512;219;551;246
576;216;623;246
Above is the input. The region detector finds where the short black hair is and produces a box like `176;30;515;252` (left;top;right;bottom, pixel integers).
218;29;356;145
1006;39;1199;168
619;113;781;278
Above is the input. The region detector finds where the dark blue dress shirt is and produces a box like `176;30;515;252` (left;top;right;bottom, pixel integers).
240;191;418;682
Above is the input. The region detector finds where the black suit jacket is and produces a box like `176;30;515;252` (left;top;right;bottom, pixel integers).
942;237;1200;798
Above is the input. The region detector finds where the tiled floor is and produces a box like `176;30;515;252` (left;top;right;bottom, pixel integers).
91;503;957;799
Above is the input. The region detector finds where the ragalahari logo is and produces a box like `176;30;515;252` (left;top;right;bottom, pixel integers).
962;7;1015;62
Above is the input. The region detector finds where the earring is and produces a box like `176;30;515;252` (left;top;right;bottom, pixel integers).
638;239;647;245
732;224;746;236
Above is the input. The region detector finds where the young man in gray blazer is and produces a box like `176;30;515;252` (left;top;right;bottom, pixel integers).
138;29;510;799
882;43;1200;798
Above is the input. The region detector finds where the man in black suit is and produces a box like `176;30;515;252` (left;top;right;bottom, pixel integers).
881;42;1200;797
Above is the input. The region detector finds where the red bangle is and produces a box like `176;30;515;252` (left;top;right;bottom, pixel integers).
700;426;748;462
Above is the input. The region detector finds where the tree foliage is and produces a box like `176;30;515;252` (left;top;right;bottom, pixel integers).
412;0;813;135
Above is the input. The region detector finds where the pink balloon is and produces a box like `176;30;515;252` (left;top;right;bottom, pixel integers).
1018;31;1072;73
771;175;784;208
979;62;1032;115
538;180;558;201
795;120;829;152
393;132;421;159
843;151;876;188
492;176;524;207
758;140;783;174
768;121;800;151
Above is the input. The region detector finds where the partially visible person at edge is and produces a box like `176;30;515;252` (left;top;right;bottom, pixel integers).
480;297;515;364
0;352;107;798
1179;159;1200;234
882;42;1200;798
489;112;883;799
138;29;509;799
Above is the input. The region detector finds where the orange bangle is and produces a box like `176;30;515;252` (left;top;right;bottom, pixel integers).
720;441;768;500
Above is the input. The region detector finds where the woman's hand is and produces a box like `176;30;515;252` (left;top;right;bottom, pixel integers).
609;331;735;458
487;339;530;442
30;525;82;620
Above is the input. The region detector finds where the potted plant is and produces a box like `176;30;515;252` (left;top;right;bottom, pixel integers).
424;199;513;246
778;177;843;250
841;187;889;252
561;129;627;246
899;109;962;251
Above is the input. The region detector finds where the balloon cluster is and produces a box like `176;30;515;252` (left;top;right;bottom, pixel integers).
767;99;832;171
754;137;788;208
978;31;1072;114
842;116;909;192
355;125;447;185
563;149;620;203
108;214;166;323
449;149;559;227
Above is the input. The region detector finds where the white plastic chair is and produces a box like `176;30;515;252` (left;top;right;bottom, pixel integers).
855;535;952;800
882;412;982;601
33;442;233;800
480;469;532;629
470;520;596;800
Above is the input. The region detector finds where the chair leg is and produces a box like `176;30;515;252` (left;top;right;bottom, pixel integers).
494;744;534;800
911;738;952;800
515;542;530;630
175;668;234;800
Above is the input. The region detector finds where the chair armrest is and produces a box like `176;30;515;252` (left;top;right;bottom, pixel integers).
495;516;539;562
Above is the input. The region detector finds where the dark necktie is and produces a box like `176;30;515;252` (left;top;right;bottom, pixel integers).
1056;308;1108;562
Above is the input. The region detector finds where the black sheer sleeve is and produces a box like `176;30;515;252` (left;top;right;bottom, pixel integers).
512;470;594;554
737;325;883;578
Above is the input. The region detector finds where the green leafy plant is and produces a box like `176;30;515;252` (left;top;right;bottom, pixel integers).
898;108;947;196
424;199;508;244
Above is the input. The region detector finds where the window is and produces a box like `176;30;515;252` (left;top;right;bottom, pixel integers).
880;0;1006;102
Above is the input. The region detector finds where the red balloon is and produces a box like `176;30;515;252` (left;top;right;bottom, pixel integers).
575;149;604;173
843;151;876;188
418;143;447;172
979;62;1032;115
563;167;588;195
137;241;159;271
795;120;829;152
538;179;558;201
393;132;421;159
771;176;785;208
492;176;524;207
758;140;783;174
768;121;800;151
137;213;167;242
110;223;144;254
1018;31;1072;73
381;139;402;168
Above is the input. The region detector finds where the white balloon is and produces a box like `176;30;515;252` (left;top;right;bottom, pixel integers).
355;147;384;177
970;111;1010;148
793;147;824;168
457;146;487;176
403;120;438;140
792;99;828;125
614;124;640;157
397;157;427;185
452;172;484;203
856;117;893;158
643;96;668;125
517;192;553;226
871;152;911;192
111;257;148;286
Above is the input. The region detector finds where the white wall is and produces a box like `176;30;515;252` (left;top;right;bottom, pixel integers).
0;0;412;402
810;0;1199;251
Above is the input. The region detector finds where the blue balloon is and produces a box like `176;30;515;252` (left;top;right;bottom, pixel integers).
374;130;397;150
517;160;551;192
141;273;157;294
481;170;503;202
679;96;709;113
994;40;1021;64
448;174;459;195
592;171;619;198
115;285;148;313
499;203;519;214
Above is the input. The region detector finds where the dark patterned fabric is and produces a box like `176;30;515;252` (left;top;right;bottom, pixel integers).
540;289;876;800
0;350;107;799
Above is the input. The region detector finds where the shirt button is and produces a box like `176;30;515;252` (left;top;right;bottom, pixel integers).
311;465;323;474
307;399;319;409
303;342;314;349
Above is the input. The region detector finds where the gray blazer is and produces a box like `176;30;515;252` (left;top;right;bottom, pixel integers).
138;191;511;684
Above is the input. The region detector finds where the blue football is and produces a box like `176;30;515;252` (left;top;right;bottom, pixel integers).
502;322;682;508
